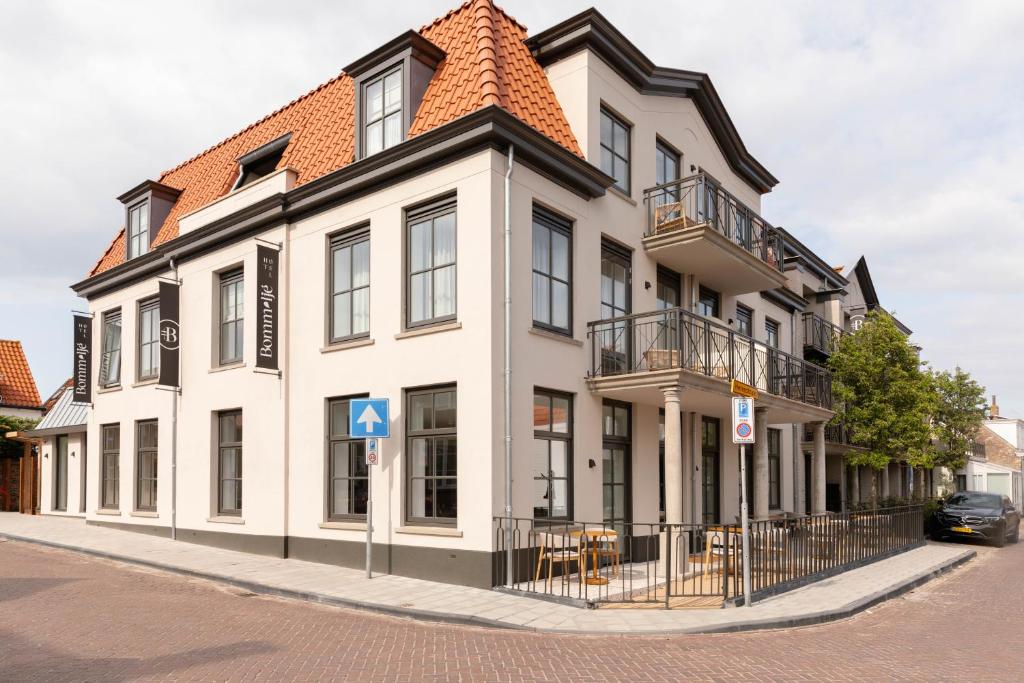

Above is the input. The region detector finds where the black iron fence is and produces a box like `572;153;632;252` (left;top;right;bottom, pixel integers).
804;421;855;446
588;306;833;410
802;312;845;357
643;173;783;271
493;506;923;608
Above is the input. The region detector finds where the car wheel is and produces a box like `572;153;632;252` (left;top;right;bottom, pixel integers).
1010;522;1020;544
993;523;1007;548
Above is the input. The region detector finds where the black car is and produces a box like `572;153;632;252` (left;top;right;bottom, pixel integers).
933;491;1021;547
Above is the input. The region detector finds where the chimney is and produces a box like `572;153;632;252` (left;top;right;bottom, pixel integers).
990;395;1000;418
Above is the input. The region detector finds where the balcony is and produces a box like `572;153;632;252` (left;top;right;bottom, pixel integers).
802;312;844;359
586;307;832;415
642;174;787;295
804;422;856;447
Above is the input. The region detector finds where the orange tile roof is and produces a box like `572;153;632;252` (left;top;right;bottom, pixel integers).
88;0;581;278
0;340;41;409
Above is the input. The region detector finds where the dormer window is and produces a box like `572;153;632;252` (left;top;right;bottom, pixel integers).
127;202;150;260
364;68;403;156
232;133;291;190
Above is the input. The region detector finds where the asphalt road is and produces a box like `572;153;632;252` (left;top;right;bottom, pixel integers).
0;537;1019;682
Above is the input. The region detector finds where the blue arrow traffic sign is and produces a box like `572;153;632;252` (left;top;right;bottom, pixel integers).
350;398;390;438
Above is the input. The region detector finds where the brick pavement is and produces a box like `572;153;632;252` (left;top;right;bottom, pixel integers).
0;537;1020;682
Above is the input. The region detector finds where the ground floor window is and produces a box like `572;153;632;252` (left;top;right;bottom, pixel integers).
327;396;368;519
702;417;720;524
602;400;630;535
101;425;119;509
217;411;242;515
768;428;781;509
53;435;68;511
533;390;572;520
406;385;457;524
136;420;158;511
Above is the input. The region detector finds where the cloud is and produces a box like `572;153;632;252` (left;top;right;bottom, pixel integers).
2;0;1022;416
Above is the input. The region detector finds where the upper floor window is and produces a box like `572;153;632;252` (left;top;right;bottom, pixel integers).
219;270;244;365
600;107;631;193
765;318;780;348
532;207;572;335
137;298;160;381
697;286;720;319
736;304;753;337
127;202;149;260
99;309;122;387
655;140;680;186
364;68;403;156
407;198;456;327
330;228;370;342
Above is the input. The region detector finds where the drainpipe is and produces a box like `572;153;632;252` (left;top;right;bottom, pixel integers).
168;256;179;542
504;144;515;587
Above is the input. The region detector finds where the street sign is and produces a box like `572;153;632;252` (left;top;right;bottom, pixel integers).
366;437;379;466
732;396;755;444
350;398;390;438
730;379;759;400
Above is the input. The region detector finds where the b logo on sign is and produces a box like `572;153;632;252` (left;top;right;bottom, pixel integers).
160;320;180;349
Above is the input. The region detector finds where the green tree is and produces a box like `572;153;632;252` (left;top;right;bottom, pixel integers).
0;414;39;458
929;366;986;472
829;310;933;505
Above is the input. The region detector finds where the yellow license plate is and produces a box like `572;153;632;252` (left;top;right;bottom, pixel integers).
951;526;973;533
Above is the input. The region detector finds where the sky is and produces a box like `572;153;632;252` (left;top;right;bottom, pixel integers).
1;1;1022;414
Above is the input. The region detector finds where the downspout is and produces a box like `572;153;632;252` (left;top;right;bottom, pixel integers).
283;222;291;556
504;144;515;587
168;256;179;541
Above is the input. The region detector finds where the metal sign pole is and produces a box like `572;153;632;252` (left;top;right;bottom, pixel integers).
739;442;752;607
366;438;373;579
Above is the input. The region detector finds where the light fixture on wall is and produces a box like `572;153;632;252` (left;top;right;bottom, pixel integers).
588;458;597;469
644;281;651;290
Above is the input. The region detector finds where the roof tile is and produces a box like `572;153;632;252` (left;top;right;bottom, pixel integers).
0;340;41;409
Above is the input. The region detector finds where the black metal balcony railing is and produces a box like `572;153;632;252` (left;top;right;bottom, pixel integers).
802;312;844;357
804;422;855;446
643;173;784;271
587;307;832;410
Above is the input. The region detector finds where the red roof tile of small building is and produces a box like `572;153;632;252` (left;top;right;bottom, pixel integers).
0;340;42;409
88;0;581;278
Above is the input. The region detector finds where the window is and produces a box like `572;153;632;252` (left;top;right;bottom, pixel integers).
327;397;368;519
53;435;68;512
330;228;370;342
216;411;243;515
532;207;572;334
407;199;456;327
136;420;158;511
600;107;631;193
219;270;244;365
736;304;753;337
598;241;631;375
602;400;631;535
765;318;780;349
127;202;150;260
533;390;572;520
406;385;457;524
768;428;781;509
137;298;160;381
655;140;680;186
99;310;122;387
697;286;720;319
101;424;119;509
364;67;403;156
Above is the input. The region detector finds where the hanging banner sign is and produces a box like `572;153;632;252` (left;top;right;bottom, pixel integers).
72;315;92;403
158;280;180;388
256;244;279;371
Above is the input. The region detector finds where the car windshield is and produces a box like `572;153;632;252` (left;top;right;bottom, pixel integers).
946;492;1002;509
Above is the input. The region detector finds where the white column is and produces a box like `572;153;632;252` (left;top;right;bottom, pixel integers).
812;422;827;514
881;463;890;498
850;464;860;506
754;408;769;519
663;386;683;525
793;425;805;515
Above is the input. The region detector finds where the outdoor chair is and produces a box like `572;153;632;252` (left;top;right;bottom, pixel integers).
533;530;583;590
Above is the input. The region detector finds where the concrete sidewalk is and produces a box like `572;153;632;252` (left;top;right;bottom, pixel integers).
0;513;974;635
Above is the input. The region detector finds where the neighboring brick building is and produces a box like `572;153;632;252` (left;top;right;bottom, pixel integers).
956;421;1024;508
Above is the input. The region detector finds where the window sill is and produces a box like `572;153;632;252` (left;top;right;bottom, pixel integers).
395;525;463;538
130;510;159;518
94;509;121;516
97;384;122;395
608;186;637;206
395;321;462;340
319;521;367;531
132;378;159;388
208;516;244;525
321;337;375;354
529;327;583;347
209;362;246;374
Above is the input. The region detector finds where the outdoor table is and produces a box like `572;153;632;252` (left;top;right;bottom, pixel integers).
570;528;618;585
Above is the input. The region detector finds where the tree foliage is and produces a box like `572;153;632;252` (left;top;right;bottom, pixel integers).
829;310;933;471
0;414;39;459
929;366;986;471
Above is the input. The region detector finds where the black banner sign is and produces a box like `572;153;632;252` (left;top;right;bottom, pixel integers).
158;280;180;387
256;244;279;371
72;314;92;403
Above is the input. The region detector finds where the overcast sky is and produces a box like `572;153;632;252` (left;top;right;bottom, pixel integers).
1;1;1021;415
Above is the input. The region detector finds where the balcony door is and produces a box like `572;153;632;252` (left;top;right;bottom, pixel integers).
599;241;631;375
653;267;681;365
54;435;68;512
602;400;631;536
701;417;720;525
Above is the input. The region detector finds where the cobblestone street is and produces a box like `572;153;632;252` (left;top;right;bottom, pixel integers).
0;537;1019;682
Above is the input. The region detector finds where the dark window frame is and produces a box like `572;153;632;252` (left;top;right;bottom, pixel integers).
405;384;458;526
328;226;372;344
531;206;573;336
601;398;632;531
217;410;243;516
126;200;150;260
53;435;68;512
736;303;753;337
768;428;781;510
326;394;370;521
99;308;122;387
135;419;158;512
100;423;120;510
600;106;632;194
361;65;404;157
218;269;244;365
405;197;457;329
532;388;574;521
765;317;780;348
697;285;720;319
655;137;681;186
137;297;160;381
